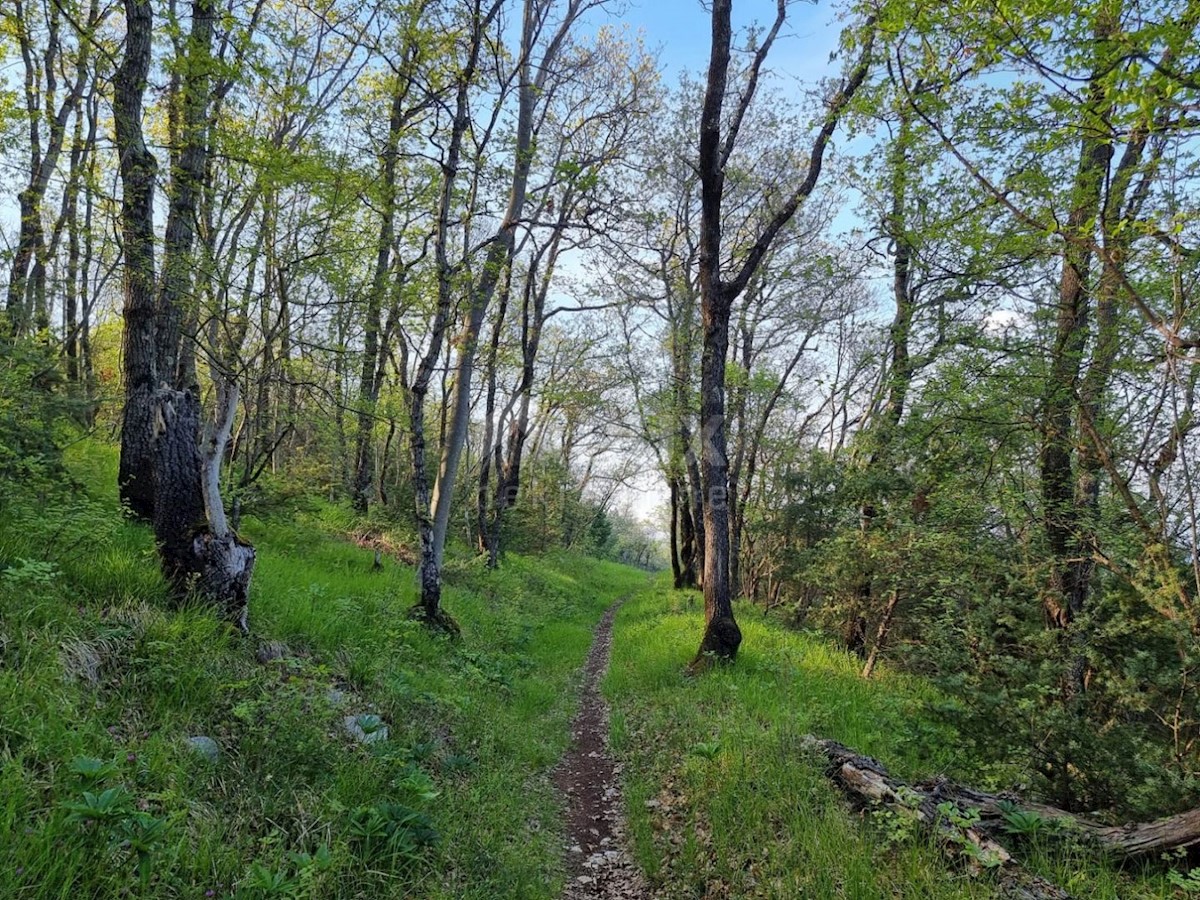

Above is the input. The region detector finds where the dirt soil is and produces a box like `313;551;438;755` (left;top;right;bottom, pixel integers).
553;600;652;900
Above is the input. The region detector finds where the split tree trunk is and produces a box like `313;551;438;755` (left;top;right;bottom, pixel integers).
151;387;254;631
690;0;872;667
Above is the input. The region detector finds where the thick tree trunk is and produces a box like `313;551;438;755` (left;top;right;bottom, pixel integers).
694;290;741;666
692;0;740;668
115;0;161;521
151;388;254;630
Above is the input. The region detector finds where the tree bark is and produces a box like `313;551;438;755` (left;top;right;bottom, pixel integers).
810;737;1200;862
691;0;873;666
151;388;255;631
669;476;683;587
408;0;500;632
158;0;215;389
115;0;161;521
353;85;407;513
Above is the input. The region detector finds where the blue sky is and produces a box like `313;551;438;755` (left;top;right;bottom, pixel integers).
615;0;846;85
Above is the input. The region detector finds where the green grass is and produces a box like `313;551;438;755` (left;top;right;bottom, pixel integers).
2;442;1184;898
0;442;647;899
606;581;1181;899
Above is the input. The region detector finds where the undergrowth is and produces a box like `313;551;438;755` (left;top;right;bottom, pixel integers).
0;442;646;899
606;581;1182;899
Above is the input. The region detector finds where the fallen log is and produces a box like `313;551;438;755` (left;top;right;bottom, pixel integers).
801;744;1200;864
806;737;1072;900
807;737;1200;894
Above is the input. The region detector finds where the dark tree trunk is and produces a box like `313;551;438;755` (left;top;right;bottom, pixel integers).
151;388;254;631
682;440;704;589
676;473;698;589
669;477;683;588
691;0;872;667
353;87;406;513
1039;12;1116;710
115;0;161;521
63;105;86;383
158;0;215;390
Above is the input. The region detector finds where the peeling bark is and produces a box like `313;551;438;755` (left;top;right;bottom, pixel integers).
152;388;254;631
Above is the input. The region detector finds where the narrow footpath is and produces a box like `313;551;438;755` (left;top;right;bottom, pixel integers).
553;600;651;900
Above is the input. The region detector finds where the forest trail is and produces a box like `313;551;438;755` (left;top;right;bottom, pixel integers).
554;599;651;900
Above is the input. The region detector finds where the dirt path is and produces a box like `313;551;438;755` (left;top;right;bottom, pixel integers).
553;600;652;900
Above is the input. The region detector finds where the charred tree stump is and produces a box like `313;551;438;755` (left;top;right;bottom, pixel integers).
152;387;254;631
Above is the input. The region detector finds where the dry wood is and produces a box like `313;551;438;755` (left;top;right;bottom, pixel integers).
807;737;1073;900
808;736;1200;894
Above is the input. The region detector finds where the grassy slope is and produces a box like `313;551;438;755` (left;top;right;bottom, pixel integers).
0;444;646;899
607;581;1179;900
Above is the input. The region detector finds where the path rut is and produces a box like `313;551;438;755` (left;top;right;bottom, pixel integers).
553;600;651;900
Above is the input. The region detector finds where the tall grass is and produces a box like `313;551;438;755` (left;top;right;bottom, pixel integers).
0;442;646;899
606;581;1178;899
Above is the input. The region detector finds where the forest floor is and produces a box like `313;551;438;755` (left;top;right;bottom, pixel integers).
554;600;651;900
0;442;1189;899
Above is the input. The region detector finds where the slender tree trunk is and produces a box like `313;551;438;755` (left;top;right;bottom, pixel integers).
409;0;501;632
158;0;214;389
669;477;683;588
683;437;705;588
353;87;406;512
861;590;901;679
5;0;93;336
63;105;86;383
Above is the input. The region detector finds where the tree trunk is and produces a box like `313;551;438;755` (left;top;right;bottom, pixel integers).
861;590;900;679
5;0;93;336
115;0;161;521
691;0;872;666
157;0;215;390
151;387;254;631
353;87;406;513
408;0;501;633
669;476;683;588
683;440;704;589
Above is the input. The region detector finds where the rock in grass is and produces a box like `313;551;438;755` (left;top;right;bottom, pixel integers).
185;735;220;762
343;713;388;744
